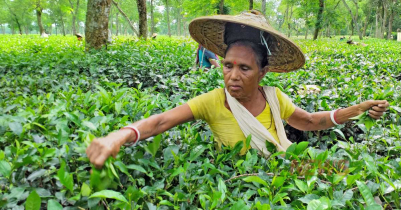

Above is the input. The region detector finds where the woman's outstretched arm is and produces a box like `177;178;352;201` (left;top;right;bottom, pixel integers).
287;100;389;131
86;104;194;168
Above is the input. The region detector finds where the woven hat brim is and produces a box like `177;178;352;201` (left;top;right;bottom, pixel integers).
189;15;305;73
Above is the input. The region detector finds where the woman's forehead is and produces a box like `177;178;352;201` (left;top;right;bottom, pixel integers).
224;45;257;64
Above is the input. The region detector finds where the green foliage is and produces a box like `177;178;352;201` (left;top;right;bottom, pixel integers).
0;35;400;209
25;191;41;210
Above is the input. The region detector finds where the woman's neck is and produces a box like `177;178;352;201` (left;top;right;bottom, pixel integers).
236;87;263;109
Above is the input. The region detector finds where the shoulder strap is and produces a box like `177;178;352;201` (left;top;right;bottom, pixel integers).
262;86;293;150
225;88;288;156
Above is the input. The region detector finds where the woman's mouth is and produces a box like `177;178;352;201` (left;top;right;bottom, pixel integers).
230;85;241;91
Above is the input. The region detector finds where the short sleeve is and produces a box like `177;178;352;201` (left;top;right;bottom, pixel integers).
276;88;296;120
203;49;217;60
187;90;219;122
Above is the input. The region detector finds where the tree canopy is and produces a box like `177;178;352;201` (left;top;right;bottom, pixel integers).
0;0;400;40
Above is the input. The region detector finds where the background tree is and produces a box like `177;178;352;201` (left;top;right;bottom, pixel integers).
313;0;324;40
164;0;171;36
112;0;139;36
48;0;69;35
136;0;147;39
68;0;80;34
35;0;46;35
342;0;363;40
85;0;112;50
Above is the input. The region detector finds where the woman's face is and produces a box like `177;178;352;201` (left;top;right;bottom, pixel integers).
222;45;266;101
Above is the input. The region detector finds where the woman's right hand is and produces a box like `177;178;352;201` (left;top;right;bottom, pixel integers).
86;129;133;169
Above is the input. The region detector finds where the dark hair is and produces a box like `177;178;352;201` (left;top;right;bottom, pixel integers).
224;22;269;71
224;40;269;71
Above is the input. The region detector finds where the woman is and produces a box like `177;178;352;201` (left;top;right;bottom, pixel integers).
196;44;220;69
86;11;389;168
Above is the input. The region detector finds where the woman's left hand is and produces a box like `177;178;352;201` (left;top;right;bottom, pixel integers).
358;100;390;119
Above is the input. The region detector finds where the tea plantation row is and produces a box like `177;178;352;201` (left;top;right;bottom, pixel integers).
0;35;400;209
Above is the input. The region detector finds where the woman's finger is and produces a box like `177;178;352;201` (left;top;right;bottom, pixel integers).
377;101;389;108
368;110;383;119
86;144;96;159
93;152;110;169
371;105;387;112
368;113;381;120
88;149;102;164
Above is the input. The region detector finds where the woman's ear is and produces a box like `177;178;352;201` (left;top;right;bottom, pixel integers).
259;66;268;80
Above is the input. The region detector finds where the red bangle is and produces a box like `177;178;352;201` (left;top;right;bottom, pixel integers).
333;109;342;125
121;126;139;146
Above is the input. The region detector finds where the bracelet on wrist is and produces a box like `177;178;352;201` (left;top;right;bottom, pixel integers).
330;109;342;126
120;126;140;146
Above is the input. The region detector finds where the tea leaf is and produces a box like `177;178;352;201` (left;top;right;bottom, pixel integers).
89;190;128;204
57;160;74;193
47;199;63;210
0;161;11;178
356;180;376;206
145;134;162;157
243;176;268;187
25;191;41;210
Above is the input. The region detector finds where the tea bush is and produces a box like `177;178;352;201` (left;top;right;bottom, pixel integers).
0;35;400;209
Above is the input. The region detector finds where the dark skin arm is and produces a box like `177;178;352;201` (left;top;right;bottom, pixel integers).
287;100;389;131
209;59;220;68
86;104;194;168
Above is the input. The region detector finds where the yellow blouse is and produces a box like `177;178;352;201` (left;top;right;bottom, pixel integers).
187;88;296;154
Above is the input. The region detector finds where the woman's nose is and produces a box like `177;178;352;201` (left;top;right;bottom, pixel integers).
230;67;240;81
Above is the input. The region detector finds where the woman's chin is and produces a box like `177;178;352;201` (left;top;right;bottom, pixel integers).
228;90;242;98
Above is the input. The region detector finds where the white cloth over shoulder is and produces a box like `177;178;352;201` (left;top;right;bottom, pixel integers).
224;86;293;156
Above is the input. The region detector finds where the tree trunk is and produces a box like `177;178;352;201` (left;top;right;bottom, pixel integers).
369;24;373;36
261;0;266;15
183;18;186;37
116;11;119;35
219;0;224;14
313;0;324;40
249;0;253;10
326;24;330;37
179;8;182;36
4;0;23;35
176;7;181;36
150;0;155;35
387;0;394;40
375;4;380;38
166;0;171;37
362;18;368;37
112;0;139;36
305;26;308;39
36;0;45;35
136;0;147;39
351;19;354;36
109;6;114;34
85;0;112;50
287;4;293;37
382;0;387;39
342;0;362;40
362;5;371;37
60;16;66;36
69;0;80;35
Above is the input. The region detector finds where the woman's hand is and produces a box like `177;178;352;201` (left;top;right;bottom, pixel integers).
358;100;389;119
85;104;194;168
86;129;133;169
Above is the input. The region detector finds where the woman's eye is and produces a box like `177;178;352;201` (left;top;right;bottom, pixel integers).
224;64;232;68
241;67;249;71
